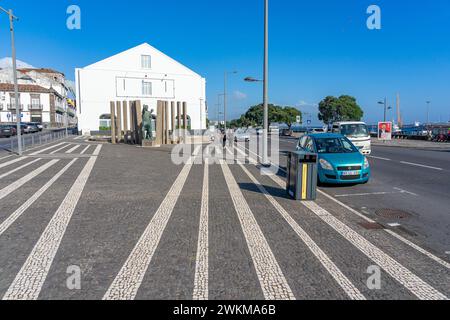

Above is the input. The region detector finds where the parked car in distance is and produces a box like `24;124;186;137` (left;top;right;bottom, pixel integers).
234;129;251;142
280;128;293;137
0;125;13;138
3;125;17;136
297;133;371;185
28;122;44;131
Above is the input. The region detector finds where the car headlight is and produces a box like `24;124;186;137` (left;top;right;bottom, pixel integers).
319;159;334;170
364;157;370;169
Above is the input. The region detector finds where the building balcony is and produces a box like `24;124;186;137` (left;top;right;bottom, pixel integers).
55;106;65;114
7;104;24;111
28;104;44;111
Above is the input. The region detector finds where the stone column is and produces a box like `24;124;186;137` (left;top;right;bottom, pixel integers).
123;101;129;133
131;101;138;145
183;102;188;143
177;102;182;144
135;100;143;145
110;102;116;144
116;101;122;142
164;101;170;145
171;101;176;144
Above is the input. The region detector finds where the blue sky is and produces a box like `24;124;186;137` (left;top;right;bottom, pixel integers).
0;0;449;125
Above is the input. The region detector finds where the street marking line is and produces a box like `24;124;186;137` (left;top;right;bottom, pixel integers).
237;144;450;274
0;159;78;236
30;142;66;156
400;161;443;171
301;201;447;300
385;230;450;269
0;157;27;170
335;191;398;198
0;158;41;180
221;161;295;300
0;155;13;161
103;146;202;300
0;160;59;202
318;190;450;270
49;144;71;155
193;157;209;300
239;164;365;300
80;146;90;155
368;156;391;161
92;145;102;156
393;187;418;197
65;145;81;154
3;155;100;300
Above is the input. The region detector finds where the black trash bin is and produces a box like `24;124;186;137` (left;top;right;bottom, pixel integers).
287;151;318;201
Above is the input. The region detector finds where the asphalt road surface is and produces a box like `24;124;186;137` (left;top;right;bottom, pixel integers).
278;136;450;255
0;136;448;300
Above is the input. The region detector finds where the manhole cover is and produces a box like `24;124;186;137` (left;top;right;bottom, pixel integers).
375;209;412;219
359;222;385;230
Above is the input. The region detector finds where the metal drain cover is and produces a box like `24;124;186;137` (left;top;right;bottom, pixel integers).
376;209;412;219
359;222;385;230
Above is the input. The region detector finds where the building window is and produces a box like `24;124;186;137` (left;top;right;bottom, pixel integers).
30;94;41;110
141;55;152;69
142;81;152;96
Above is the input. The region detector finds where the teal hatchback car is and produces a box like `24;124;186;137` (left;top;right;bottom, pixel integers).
297;133;371;185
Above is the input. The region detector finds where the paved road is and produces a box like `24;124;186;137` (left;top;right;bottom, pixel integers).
277;136;450;256
0;136;448;300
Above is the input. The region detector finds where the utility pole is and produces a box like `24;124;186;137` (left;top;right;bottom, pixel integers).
1;7;22;155
426;101;431;126
262;0;269;165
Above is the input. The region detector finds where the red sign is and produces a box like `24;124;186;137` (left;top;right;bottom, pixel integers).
378;122;392;140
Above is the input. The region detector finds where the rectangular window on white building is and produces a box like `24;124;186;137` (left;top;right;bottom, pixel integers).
141;55;152;69
142;81;152;96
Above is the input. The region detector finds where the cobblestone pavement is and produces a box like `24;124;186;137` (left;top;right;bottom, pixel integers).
0;137;448;300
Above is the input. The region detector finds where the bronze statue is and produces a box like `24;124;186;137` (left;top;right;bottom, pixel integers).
142;106;154;140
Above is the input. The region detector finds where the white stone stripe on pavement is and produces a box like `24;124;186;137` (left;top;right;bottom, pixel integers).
50;144;71;155
0;158;41;180
317;190;450;270
0;155;13;161
103;146;202;300
65;145;81;154
0;159;58;202
3;152;101;300
80;146;90;155
193;157;209;300
266;172;447;300
221;161;295;300
92;145;102;156
0;159;78;236
237;143;450;274
0;157;27;170
29;142;66;156
239;164;366;300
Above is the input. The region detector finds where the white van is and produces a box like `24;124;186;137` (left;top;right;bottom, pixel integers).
331;121;371;155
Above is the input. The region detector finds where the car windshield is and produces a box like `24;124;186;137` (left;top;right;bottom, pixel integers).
340;124;368;138
315;137;358;154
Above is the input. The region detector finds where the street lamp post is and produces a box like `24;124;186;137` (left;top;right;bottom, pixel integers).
378;98;388;122
426;101;431;126
0;7;22;155
262;0;269;165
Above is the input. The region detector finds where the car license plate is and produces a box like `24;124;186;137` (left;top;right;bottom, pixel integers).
342;171;361;176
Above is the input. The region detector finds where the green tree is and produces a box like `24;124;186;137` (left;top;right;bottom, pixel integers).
232;104;302;128
318;95;364;125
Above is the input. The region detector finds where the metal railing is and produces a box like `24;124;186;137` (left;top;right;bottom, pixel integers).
7;103;23;110
2;129;76;154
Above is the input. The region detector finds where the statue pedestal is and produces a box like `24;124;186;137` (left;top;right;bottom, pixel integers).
142;140;160;148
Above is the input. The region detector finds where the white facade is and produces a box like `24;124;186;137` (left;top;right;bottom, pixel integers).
75;43;207;134
0;66;76;126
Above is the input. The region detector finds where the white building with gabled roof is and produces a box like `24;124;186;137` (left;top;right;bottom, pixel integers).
75;43;207;134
